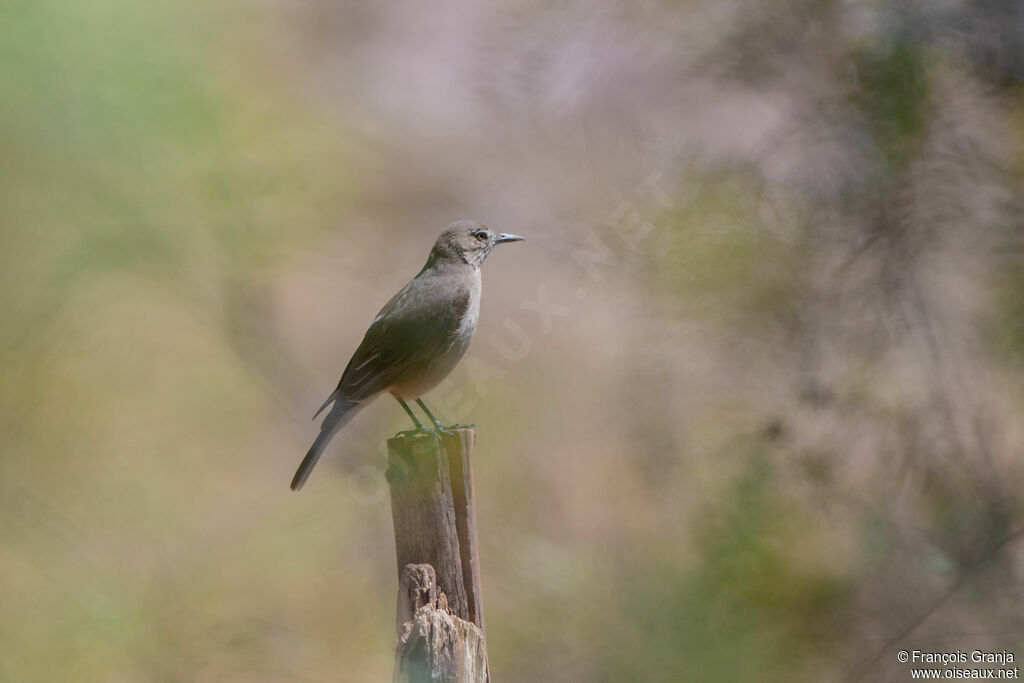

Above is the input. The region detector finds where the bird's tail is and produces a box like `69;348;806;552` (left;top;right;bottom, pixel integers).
291;398;361;491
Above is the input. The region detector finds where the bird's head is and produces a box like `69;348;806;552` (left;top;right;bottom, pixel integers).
429;220;525;268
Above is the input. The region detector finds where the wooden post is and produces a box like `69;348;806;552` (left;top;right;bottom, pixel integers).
386;428;488;683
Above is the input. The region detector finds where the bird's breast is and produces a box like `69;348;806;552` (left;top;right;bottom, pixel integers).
453;268;482;344
388;267;481;401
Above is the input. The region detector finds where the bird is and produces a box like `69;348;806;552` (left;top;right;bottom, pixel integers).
291;220;525;491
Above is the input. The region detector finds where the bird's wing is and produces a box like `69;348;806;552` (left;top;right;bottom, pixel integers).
311;388;340;420
332;277;466;403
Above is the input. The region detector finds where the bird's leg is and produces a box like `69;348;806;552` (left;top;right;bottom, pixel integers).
416;398;475;433
415;398;445;430
395;397;430;436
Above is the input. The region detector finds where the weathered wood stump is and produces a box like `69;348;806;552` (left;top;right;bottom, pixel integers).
387;428;488;683
394;564;487;683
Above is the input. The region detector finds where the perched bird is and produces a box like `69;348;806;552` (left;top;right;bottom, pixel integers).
291;221;525;490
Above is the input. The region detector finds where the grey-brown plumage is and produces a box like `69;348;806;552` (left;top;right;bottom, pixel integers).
291;221;524;490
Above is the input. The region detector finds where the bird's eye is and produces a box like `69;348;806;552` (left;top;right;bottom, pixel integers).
472;230;488;241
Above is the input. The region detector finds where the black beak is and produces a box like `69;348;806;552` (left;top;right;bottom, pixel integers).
494;233;525;244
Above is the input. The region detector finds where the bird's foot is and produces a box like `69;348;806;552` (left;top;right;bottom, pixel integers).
426;419;455;438
395;426;435;439
430;423;475;437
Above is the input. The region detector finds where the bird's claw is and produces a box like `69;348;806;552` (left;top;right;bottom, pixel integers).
430;423;475;438
427;421;453;438
395;426;434;439
396;419;474;440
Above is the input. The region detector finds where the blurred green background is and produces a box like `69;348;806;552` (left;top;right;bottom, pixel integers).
3;1;1024;681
